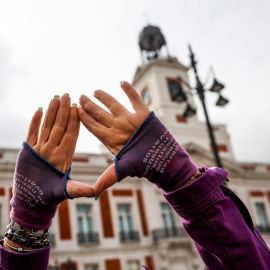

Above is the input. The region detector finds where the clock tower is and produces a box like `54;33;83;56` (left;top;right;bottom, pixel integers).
133;25;235;161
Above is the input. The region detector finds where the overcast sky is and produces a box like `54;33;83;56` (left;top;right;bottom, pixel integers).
0;0;269;163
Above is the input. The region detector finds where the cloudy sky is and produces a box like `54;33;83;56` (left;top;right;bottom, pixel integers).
0;0;269;163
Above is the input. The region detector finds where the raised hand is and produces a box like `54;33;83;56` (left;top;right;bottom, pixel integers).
26;94;94;198
79;81;150;197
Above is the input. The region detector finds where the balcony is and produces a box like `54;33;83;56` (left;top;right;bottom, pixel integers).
152;227;188;242
119;231;140;243
256;225;270;234
77;232;99;245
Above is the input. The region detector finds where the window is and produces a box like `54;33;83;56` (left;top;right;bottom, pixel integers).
77;205;93;234
127;260;140;270
167;78;186;102
118;204;133;232
161;202;176;229
84;265;98;270
76;204;98;244
118;204;139;242
141;88;151;106
255;203;269;227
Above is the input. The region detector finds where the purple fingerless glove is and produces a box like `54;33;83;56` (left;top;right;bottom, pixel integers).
114;112;198;192
10;142;72;230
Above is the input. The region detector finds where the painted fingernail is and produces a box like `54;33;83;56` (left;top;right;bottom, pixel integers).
64;93;69;96
95;191;104;201
54;95;60;99
87;195;95;198
38;107;43;111
72;103;77;107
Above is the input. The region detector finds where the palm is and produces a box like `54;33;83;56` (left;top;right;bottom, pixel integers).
79;81;150;196
26;95;94;198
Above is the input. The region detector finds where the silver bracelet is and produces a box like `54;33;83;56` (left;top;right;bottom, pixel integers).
4;220;50;248
4;238;48;253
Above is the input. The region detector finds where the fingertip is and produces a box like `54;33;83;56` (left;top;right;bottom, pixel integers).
93;164;118;197
70;104;79;116
79;94;90;106
120;81;128;87
61;93;71;102
120;81;134;93
93;89;103;99
34;107;43;120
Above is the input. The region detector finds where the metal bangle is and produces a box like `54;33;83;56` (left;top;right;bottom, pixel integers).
4;238;48;253
4;220;50;248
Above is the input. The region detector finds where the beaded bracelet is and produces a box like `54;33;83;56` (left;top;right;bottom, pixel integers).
4;220;50;250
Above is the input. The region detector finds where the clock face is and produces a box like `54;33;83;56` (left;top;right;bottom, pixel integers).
142;88;151;106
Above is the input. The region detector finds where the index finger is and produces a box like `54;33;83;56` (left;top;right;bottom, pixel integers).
120;81;148;112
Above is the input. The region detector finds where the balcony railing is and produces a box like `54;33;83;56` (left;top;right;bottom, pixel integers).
119;231;140;242
256;225;270;234
77;232;99;245
152;227;188;242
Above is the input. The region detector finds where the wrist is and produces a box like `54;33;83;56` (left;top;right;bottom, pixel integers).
3;237;36;253
184;171;203;186
3;220;50;253
10;142;70;231
114;112;198;190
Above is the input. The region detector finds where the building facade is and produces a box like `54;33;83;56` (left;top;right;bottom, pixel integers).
1;29;270;270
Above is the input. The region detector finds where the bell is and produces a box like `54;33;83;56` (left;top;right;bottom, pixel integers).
172;92;187;103
209;78;225;93
183;103;196;117
169;80;187;103
216;94;229;107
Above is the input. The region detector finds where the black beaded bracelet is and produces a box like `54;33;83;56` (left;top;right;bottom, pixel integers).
4;220;50;248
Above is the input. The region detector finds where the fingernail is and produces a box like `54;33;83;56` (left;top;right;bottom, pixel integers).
72;103;77;107
93;91;99;98
64;93;69;96
95;191;104;201
87;195;95;198
38;107;43;111
54;95;60;99
120;81;124;85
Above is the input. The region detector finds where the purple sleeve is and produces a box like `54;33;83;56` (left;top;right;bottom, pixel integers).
0;240;50;270
163;167;270;269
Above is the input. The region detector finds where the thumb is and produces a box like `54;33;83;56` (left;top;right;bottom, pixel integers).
26;108;43;147
94;164;118;198
66;180;95;198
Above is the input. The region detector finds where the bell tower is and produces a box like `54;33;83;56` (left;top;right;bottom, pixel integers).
133;25;235;161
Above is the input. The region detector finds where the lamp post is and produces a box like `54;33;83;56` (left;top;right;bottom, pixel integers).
188;45;228;169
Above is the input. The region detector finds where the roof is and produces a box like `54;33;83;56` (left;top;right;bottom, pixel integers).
132;56;189;85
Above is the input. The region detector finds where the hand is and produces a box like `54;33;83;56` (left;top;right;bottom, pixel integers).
26;94;94;198
79;81;150;197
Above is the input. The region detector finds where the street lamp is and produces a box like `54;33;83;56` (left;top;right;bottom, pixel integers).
188;45;229;169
